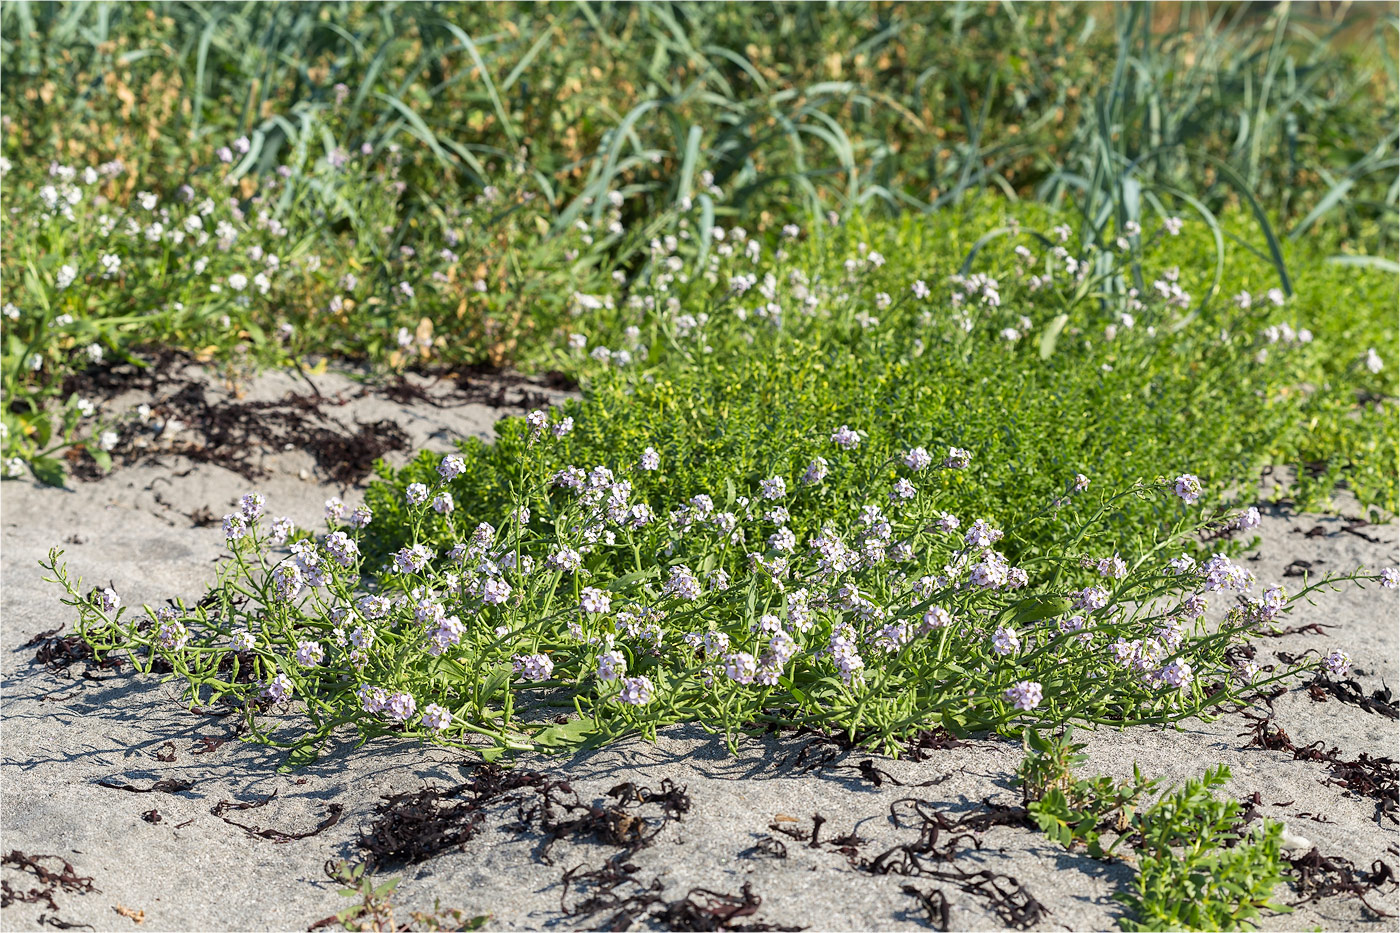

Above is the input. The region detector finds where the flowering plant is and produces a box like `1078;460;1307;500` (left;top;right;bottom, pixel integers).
49;437;1390;762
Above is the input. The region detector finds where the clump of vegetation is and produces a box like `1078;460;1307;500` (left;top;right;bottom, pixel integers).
313;860;487;933
47;444;1386;762
1020;730;1292;932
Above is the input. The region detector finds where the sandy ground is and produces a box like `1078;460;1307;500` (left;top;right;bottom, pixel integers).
1;365;1397;932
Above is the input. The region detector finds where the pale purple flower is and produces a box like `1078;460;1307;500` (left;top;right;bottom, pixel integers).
580;586;612;614
438;454;465;480
480;576;512;605
432;493;454;514
549;546;583;572
1322;650;1350;678
349;506;373;529
663;565;702;601
357;594;391;619
295;640;325;666
271;564;303;601
323;531;359;568
358;684;389;713
156;620;188;650
760;476;787;500
618;675;654;705
1097;554;1128;579
971;552;1011;589
921;606;952;632
1168;553;1196;576
1074;473;1090;492
98;586;121;614
1074;585;1110;611
724;651;757;685
240;492;265;520
991;626;1020;656
513;653;554;682
767;630;798;665
944;447;972;469
231;629;255;651
324;497;345;522
904;447;933;471
385;691;416;723
964;519;1003;549
802;456;830;485
1173;473;1202;504
1005;680;1042;711
830;425;861;449
270;516;294;544
393;544;432;574
421;703;451;731
264;673;294;703
406;483;429;505
1237;506;1261;531
596;650;625;682
223;512;248;541
639;447;661;471
525;410;548;441
1160;658;1192;689
1380;568;1399;589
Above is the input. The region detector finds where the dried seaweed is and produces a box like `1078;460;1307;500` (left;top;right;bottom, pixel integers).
560;861;799;932
900;885;952;930
1306;675;1399;720
211;790;344;843
74;366;409;484
32;631;121;678
850;799;1047;929
0;853;95;896
738;836;788;860
0;851;98;928
96;778;195;794
1241;714;1399;825
903;729;969;761
1285;847;1398;918
653;882;800;932
359;766;691;869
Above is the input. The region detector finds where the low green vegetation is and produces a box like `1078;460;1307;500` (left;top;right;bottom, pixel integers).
1020;729;1292;932
40;198;1397;764
366;206;1396;571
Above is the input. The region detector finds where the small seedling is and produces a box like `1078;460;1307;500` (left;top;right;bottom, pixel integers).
317;860;486;933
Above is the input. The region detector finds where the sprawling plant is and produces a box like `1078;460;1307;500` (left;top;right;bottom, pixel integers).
50;435;1389;762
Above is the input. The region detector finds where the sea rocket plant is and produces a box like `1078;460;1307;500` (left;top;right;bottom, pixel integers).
47;430;1392;758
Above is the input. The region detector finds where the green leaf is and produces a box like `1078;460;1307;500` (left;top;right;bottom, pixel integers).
1038;314;1070;360
30;456;66;488
532;717;597;748
279;741;321;771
